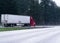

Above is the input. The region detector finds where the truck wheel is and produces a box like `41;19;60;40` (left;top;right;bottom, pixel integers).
4;24;8;27
12;24;17;27
23;24;30;27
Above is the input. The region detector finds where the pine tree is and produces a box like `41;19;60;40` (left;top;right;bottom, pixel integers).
40;0;57;25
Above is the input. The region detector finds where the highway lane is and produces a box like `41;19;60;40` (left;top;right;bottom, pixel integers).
0;26;60;43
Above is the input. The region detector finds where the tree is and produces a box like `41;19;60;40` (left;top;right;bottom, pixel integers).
26;0;40;24
39;0;58;25
16;0;30;15
0;0;17;14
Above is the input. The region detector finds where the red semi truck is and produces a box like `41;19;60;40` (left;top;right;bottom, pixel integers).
1;14;35;27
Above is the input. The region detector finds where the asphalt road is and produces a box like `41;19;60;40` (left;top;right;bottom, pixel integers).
0;26;60;43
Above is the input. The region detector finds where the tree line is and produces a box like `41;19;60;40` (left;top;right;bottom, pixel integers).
0;0;60;25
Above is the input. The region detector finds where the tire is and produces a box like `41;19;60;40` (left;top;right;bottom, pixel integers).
23;24;30;27
4;24;8;27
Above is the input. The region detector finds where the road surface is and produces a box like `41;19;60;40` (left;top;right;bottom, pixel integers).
0;26;60;43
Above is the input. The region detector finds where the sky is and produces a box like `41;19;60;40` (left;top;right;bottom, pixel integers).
39;0;60;7
53;0;60;7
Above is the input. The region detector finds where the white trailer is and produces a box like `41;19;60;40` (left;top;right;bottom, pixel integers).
1;14;35;27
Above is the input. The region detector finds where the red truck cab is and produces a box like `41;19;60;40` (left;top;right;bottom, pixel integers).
30;16;35;26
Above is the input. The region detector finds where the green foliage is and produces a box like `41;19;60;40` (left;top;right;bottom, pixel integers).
0;27;25;31
16;0;30;15
0;0;60;25
39;0;59;25
0;0;17;14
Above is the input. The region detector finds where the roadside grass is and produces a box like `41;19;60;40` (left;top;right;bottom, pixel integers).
0;27;26;31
